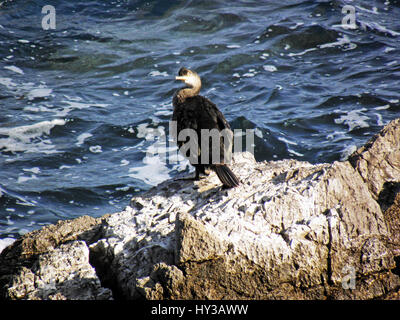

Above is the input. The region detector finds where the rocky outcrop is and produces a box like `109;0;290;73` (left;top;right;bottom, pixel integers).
0;216;112;299
349;119;400;202
1;119;400;300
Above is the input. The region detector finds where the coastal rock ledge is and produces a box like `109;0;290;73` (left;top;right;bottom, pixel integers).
1;119;400;300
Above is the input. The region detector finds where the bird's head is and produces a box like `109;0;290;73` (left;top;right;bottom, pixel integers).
175;67;201;89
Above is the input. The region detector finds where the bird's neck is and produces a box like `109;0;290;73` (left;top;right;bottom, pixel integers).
176;84;201;103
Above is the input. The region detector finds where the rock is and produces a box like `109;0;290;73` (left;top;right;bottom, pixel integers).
2;119;400;300
0;215;112;300
384;192;400;249
349;118;400;201
6;241;112;300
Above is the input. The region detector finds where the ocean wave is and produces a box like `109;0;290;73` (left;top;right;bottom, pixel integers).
0;119;66;154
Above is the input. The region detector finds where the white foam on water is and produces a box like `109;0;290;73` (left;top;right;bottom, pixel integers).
167;149;188;166
241;68;258;78
136;123;165;141
76;132;93;146
149;70;169;77
0;119;66;154
334;110;370;131
89;145;102;153
289;35;357;58
0;186;36;208
254;128;263;138
0;238;15;254
24;105;54;113
288;149;304;157
4;65;24;75
359;21;400;36
355;5;379;15
0;77;17;88
59;165;72;170
120;159;130;166
146;143;177;155
278;136;298;146
128;155;171;186
27;88;52;100
227;44;241;49
154;109;172;116
115;186;130;192
319;35;356;50
374;104;390;110
63;94;82;101
129;121;189;186
61;100;108;109
23;167;40;174
17;174;38;183
340;144;358;161
154;101;173;117
263;65;277;72
375;113;384;126
287;47;318;57
327;130;352;142
57;100;108;117
290;22;304;30
242;72;256;77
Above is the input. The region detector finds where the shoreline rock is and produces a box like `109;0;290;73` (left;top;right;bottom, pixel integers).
1;119;400;300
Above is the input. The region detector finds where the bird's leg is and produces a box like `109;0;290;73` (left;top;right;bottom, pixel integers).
174;166;209;182
173;167;201;182
194;166;201;180
196;165;211;179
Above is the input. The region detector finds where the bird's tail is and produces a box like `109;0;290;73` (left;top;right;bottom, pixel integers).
212;164;240;188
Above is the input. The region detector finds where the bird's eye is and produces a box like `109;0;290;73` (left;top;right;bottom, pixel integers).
180;68;189;76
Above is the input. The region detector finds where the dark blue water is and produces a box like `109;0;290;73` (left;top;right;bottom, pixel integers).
1;0;399;245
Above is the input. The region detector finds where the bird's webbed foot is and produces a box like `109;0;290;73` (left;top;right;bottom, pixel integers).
197;166;210;178
173;166;208;182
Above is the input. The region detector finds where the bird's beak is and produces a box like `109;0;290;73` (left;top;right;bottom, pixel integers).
175;76;187;81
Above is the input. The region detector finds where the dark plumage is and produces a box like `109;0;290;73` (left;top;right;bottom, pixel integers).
172;67;240;188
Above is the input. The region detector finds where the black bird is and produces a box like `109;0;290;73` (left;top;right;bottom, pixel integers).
172;67;240;188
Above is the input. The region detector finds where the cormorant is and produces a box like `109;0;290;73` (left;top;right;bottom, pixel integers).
172;67;240;188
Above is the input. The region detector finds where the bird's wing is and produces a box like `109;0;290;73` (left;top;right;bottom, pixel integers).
172;101;198;151
200;96;231;130
199;96;233;164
